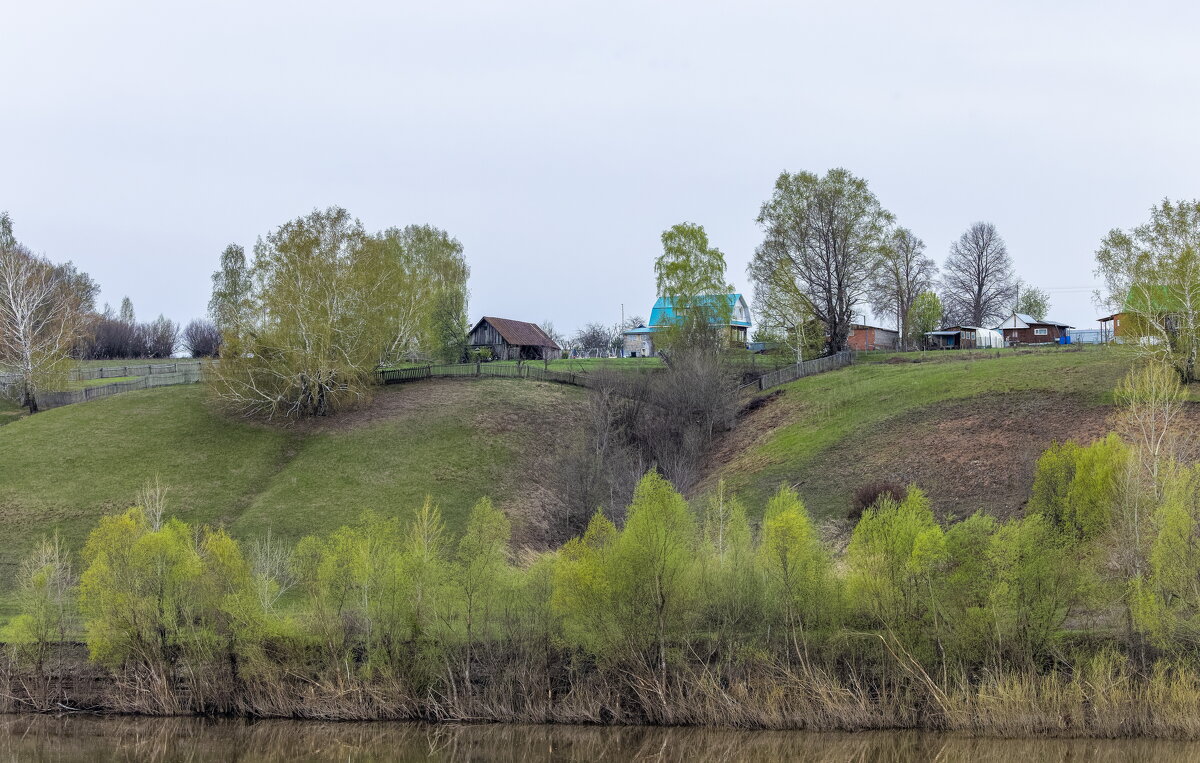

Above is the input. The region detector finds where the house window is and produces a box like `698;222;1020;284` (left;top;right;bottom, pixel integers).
1034;328;1048;336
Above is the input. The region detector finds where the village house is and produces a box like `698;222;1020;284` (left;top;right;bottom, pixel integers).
621;294;751;357
994;313;1074;345
467;317;560;360
846;324;899;351
1097;285;1183;344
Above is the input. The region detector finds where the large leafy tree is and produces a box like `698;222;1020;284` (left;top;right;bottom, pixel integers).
941;222;1017;327
869;227;937;349
749;168;893;354
655;222;730;309
1014;282;1051;321
209;207;381;418
363;225;469;364
1095;199;1200;382
210;209;471;417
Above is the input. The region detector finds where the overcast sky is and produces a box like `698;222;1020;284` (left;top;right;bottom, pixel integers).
4;0;1198;337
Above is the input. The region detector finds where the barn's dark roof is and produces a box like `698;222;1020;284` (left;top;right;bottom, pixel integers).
472;317;560;349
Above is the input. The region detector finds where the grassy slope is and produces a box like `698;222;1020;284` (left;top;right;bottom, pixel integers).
0;379;585;588
706;346;1139;521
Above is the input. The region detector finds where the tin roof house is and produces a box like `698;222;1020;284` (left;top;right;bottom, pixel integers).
994;313;1074;345
621;294;751;358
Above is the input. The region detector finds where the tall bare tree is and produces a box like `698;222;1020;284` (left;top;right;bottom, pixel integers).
749;168;893;354
573;322;616;356
869;228;937;349
181;319;221;358
0;213;97;412
941;222;1017;327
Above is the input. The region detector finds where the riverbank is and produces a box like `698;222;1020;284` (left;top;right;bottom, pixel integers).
4;645;1200;740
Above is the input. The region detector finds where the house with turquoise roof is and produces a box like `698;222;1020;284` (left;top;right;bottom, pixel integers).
621;294;752;357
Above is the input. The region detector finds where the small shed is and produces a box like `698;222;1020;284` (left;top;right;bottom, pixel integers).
468;317;560;361
926;326;1005;350
846;324;899;351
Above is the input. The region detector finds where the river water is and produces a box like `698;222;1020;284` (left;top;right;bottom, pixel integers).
2;716;1200;762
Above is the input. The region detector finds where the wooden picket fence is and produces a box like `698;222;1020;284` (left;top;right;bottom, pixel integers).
738;351;854;395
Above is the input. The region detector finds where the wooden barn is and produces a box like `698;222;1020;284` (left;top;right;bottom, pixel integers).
468;317;560;361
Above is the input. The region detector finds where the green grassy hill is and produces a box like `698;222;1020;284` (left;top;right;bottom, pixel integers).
701;346;1153;525
3;345;1187;603
0;379;587;589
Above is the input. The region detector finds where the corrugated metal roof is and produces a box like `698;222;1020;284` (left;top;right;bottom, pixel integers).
996;312;1074;330
472;317;561;349
648;294;751;327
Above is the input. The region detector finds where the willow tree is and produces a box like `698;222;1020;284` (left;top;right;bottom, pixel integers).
1095;199;1200;382
749;169;893;354
208;208;381;417
210;210;470;417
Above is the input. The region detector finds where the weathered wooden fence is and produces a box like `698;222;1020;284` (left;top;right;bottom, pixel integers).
36;366;206;410
68;361;205;382
739;351;854;394
384;353;853;396
379;362;601;389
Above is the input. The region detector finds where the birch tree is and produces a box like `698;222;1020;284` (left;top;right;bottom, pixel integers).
0;213;97;412
749;169;893;354
209;244;254;337
363;225;469;364
1095;199;1200;382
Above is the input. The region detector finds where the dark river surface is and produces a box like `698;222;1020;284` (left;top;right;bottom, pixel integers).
2;715;1200;762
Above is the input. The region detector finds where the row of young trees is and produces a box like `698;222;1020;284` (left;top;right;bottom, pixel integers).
748;169;1053;355
206;208;470;417
78;297;180;360
6;362;1194;720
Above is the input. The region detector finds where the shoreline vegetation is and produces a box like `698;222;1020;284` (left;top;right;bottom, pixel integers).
2;360;1200;739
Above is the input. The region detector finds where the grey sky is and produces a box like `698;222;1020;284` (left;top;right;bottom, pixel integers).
4;0;1198;337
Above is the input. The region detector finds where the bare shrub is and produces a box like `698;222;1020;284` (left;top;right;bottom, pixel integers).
557;348;739;529
849;481;907;521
